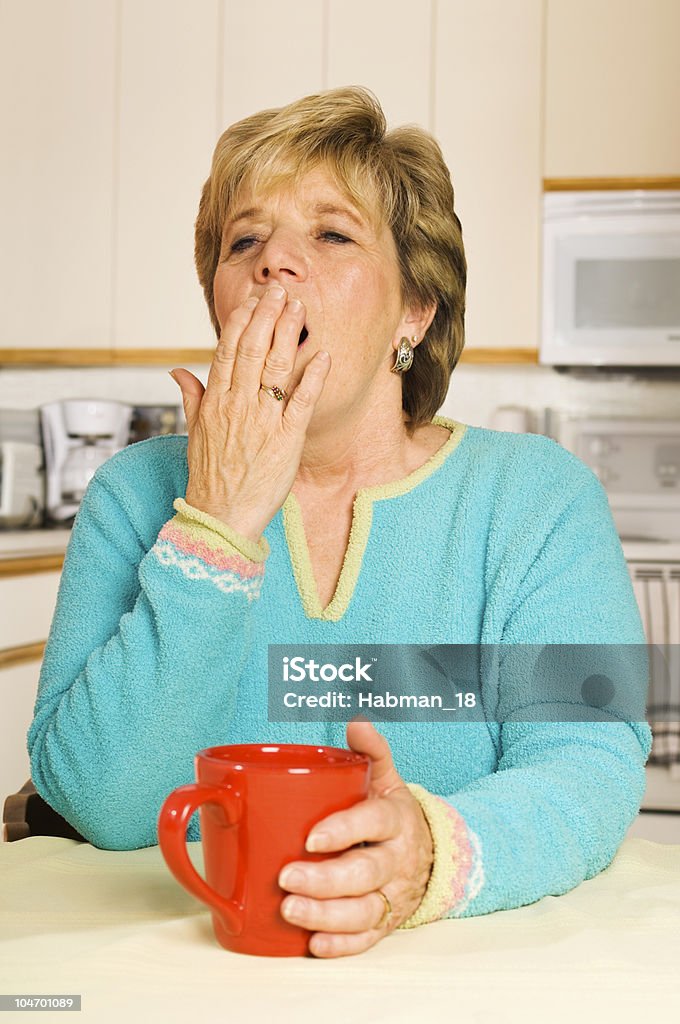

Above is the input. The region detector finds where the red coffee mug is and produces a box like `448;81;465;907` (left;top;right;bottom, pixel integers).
157;743;371;957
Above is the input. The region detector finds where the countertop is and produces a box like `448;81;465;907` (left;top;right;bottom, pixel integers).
0;529;71;560
0;835;678;1023
621;538;680;561
3;532;680;562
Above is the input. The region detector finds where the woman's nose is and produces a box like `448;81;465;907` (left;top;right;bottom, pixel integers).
255;230;308;281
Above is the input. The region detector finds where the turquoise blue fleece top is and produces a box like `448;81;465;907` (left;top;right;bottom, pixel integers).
27;415;652;928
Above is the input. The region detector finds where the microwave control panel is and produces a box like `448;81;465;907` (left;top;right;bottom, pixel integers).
545;412;680;541
578;431;679;494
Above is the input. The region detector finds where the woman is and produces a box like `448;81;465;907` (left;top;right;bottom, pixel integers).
28;86;651;959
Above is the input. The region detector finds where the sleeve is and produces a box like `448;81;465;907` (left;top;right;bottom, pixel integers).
27;459;269;852
398;453;653;927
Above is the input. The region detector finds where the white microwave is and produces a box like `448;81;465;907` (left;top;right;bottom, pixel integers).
540;189;680;367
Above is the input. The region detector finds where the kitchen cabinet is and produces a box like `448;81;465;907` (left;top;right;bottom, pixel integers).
325;0;431;129
220;0;430;138
0;0;542;360
0;0;222;355
6;0;677;362
0;0;541;360
114;0;221;350
0;571;61;650
0;543;67;811
544;0;680;179
0;0;116;350
0;660;42;808
220;0;324;128
434;0;543;349
0;568;61;801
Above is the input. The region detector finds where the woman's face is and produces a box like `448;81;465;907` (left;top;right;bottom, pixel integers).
213;164;428;425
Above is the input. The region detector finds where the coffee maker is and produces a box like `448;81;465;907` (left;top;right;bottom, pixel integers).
40;400;133;525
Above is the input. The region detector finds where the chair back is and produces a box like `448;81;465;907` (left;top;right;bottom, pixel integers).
3;780;86;842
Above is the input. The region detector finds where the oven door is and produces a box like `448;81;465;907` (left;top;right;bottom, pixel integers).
626;557;680;811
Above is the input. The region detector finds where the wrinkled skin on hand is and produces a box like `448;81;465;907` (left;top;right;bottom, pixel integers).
278;719;435;958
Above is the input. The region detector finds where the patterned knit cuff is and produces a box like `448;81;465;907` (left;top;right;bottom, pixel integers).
398;782;484;929
151;497;269;601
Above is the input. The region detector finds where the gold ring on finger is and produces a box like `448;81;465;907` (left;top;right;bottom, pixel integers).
374;889;392;929
260;384;287;402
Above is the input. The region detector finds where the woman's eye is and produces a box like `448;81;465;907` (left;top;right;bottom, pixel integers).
226;230;351;256
229;236;257;253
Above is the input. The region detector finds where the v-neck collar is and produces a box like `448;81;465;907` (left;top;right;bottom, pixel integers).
281;416;467;621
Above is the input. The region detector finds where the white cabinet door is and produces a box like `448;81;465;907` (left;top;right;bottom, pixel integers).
114;0;221;351
0;570;60;801
221;0;324;127
0;0;117;349
434;1;543;350
0;573;61;650
545;0;680;178
0;660;41;805
326;0;431;130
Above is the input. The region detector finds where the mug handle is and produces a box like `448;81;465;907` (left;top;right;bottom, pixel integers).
157;782;244;935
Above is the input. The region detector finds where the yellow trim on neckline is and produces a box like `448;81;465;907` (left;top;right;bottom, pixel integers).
282;416;467;621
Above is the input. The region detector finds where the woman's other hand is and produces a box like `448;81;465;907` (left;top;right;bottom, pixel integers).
169;286;331;543
278;720;435;958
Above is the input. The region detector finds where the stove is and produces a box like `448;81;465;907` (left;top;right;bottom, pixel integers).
543;411;680;812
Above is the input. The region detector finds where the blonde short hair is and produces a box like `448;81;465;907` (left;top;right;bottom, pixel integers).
195;86;466;433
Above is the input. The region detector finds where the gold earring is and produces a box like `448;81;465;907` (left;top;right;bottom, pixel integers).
391;335;417;374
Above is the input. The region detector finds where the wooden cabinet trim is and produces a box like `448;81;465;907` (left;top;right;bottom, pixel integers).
0;641;45;668
0;347;539;367
462;348;538;364
0;555;65;578
544;176;680;191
